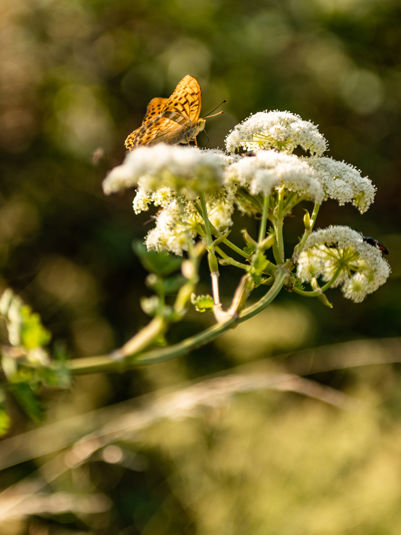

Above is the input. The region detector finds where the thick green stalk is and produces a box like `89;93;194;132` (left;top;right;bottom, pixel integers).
199;193;219;274
69;266;289;374
258;195;269;243
112;316;166;359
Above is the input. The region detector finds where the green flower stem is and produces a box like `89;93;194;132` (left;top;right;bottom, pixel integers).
194;203;248;259
281;192;298;215
199;193;228;321
215;246;249;270
68;266;289;375
198;193;248;322
217;196;271;319
271;188;285;263
174;241;204;315
293;268;342;297
273;219;285;263
199;193;219;274
293;202;321;261
115;242;204;358
218;257;249;270
220;237;249;259
112;315;167;359
258;195;269;243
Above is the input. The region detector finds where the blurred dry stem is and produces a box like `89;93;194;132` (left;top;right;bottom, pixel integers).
2;336;401;474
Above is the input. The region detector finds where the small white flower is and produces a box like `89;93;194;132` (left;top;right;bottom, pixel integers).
152;187;174;208
133;186;174;214
145;201;188;256
311;157;376;213
132;188;152;214
205;190;235;231
296;226;390;302
103;145;227;197
342;273;371;303
226;150;324;202
225;111;327;157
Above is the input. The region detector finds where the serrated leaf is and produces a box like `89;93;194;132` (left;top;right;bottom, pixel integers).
253;252;269;272
191;294;214;312
133;241;182;276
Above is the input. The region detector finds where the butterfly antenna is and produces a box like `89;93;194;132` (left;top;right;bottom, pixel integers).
204;99;227;119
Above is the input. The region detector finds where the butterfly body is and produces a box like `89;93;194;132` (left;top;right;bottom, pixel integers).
125;75;205;150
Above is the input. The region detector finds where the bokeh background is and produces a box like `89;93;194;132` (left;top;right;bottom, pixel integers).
1;0;401;533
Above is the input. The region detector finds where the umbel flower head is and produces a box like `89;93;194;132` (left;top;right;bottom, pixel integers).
310;157;375;214
103;144;228;198
225;110;328;156
226;150;324;203
296;226;390;302
143;189;235;256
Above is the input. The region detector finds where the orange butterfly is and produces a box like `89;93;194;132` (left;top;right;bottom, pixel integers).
125;75;219;150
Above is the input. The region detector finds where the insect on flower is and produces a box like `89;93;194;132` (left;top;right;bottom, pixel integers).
125;75;223;150
363;236;389;255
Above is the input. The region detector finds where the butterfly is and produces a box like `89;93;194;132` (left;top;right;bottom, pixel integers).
125;75;219;150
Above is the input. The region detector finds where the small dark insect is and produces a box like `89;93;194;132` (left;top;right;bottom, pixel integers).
363;236;389;255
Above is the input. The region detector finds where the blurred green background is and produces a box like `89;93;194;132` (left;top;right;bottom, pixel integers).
1;0;401;533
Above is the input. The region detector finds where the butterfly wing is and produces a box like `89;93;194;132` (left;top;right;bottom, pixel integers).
125;115;187;149
162;75;202;124
142;97;168;124
125;75;202;150
125;97;169;149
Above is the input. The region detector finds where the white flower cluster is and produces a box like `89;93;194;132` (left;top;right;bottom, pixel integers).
225;111;327;156
103;144;227;197
226;150;324;203
296;226;390;302
310;158;375;213
145;200;193;256
143;191;235;256
103;111;379;258
224;113;375;213
132;186;173;214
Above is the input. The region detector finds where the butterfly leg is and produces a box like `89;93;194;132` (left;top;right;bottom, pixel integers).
193;137;198;147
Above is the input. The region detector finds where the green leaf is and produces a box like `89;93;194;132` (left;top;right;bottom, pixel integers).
241;229;257;250
10;383;43;423
0;409;11;436
20;305;51;350
161;275;186;295
0;389;11;436
191;294;214;312
253;252;270;273
133;241;182;276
